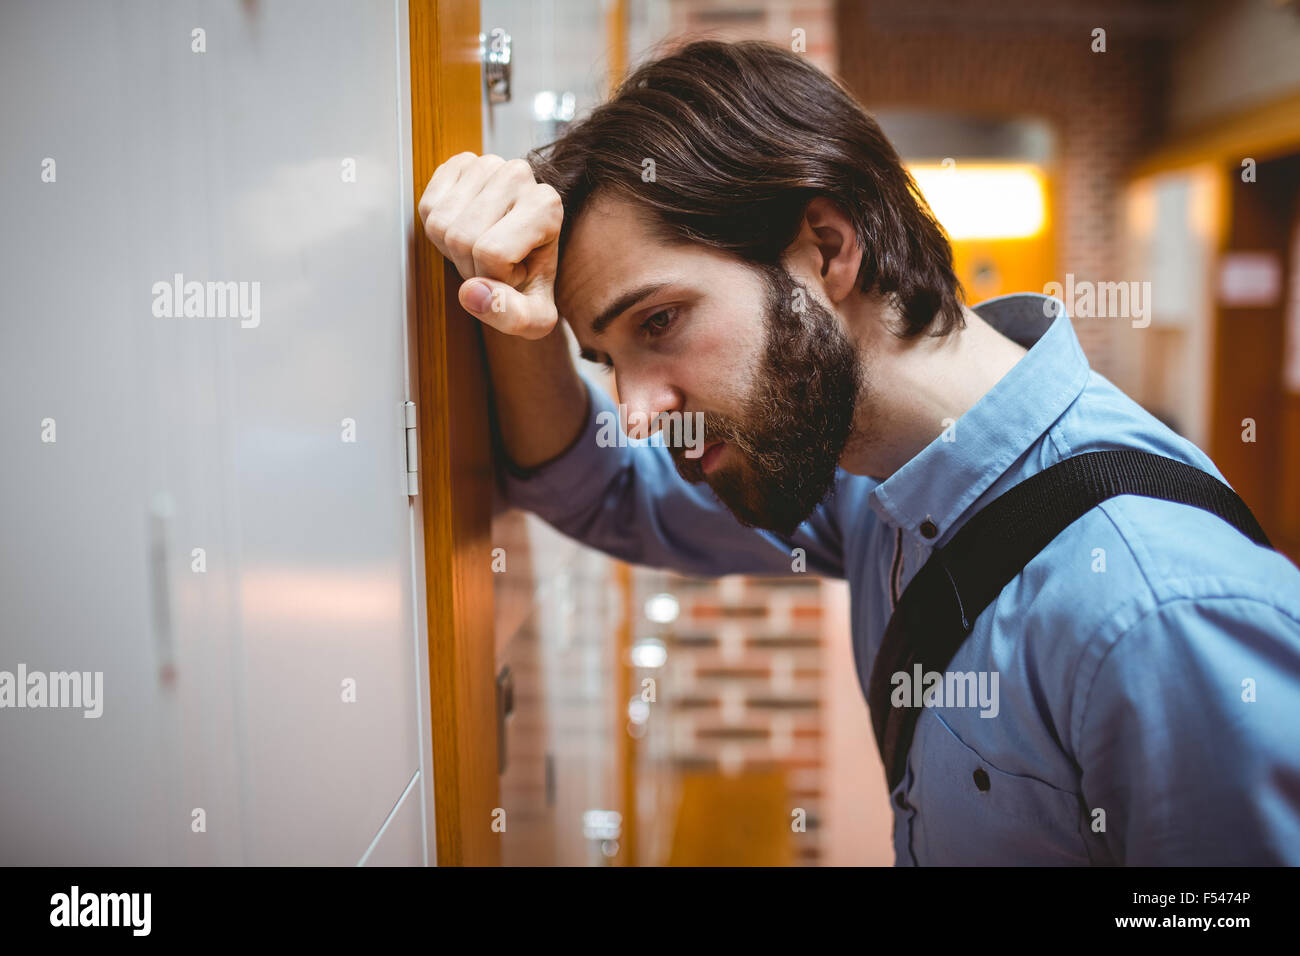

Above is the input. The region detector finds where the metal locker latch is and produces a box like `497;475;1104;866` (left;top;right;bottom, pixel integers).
481;28;511;104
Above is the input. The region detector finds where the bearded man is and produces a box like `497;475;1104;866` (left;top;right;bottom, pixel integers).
418;39;1300;866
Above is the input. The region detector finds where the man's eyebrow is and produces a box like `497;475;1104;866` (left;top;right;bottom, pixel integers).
590;281;672;336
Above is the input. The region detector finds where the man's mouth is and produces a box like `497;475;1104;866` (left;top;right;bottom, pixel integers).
701;440;728;475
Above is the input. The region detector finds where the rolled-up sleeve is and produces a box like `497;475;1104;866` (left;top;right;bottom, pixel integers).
501;373;848;578
1076;596;1300;864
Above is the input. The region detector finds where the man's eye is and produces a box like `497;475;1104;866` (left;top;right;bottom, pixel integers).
579;348;614;372
641;307;678;337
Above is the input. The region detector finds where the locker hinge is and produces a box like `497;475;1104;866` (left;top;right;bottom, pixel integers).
403;401;418;496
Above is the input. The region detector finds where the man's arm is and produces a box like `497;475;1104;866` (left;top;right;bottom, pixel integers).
1076;597;1300;864
480;318;588;470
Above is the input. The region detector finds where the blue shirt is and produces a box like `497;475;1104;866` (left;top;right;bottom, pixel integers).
503;291;1300;865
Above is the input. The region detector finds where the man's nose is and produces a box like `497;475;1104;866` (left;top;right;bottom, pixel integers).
618;377;681;441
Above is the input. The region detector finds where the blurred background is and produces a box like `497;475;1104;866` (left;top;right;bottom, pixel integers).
487;0;1300;866
2;0;1297;866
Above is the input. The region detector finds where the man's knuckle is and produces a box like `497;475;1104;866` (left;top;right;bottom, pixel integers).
472;236;507;270
504;157;533;180
423;214;447;245
535;185;563;224
443;224;474;255
423;206;449;233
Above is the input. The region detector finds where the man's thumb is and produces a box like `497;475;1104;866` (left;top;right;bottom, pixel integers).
462;279;495;314
459;277;556;338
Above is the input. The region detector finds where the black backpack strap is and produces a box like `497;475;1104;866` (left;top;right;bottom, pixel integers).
868;449;1272;792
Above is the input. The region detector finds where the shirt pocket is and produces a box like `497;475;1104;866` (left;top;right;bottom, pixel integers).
909;711;1092;865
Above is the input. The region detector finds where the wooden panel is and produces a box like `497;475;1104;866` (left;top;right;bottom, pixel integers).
1209;155;1300;556
666;771;793;866
607;0;636;870
1280;392;1300;557
408;0;500;866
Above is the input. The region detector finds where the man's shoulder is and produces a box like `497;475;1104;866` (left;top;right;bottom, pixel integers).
1015;453;1300;753
1052;369;1223;477
1019;367;1300;649
1053;369;1290;589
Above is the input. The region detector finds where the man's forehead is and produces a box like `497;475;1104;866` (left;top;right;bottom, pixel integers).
558;193;694;318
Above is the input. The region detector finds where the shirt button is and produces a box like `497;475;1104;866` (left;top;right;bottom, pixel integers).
973;768;990;792
919;518;938;539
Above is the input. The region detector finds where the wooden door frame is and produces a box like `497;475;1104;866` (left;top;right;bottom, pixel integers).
599;0;639;869
409;0;499;866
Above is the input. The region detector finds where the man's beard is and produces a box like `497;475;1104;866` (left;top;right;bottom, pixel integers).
670;262;865;537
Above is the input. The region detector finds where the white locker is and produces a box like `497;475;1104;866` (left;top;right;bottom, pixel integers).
0;0;434;865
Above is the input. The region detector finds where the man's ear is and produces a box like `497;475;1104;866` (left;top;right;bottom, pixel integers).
787;196;863;305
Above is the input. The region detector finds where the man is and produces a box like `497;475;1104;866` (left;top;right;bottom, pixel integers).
419;39;1300;864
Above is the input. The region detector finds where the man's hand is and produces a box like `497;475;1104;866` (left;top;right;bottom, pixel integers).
418;152;585;470
418;152;563;340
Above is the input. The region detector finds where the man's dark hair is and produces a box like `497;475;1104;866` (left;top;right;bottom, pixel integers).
526;38;966;338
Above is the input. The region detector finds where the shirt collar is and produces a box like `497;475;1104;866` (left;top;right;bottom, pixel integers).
866;292;1091;546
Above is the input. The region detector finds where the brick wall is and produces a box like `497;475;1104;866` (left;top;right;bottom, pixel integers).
634;569;831;865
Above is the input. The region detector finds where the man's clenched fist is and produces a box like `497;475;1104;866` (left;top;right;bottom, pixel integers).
418;152;564;339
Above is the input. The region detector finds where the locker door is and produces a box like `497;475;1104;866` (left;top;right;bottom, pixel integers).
0;0;432;865
173;0;428;866
1;0;221;866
